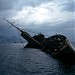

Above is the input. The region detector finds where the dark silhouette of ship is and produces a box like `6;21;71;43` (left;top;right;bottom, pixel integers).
3;18;75;58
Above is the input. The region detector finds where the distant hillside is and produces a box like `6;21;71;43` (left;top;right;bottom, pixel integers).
0;35;27;43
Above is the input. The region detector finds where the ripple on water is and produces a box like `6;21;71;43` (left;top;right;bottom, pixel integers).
0;43;75;75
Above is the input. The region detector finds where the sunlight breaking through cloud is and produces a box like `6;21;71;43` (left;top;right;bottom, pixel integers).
12;1;73;27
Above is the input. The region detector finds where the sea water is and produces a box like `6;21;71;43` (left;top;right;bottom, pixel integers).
0;43;75;75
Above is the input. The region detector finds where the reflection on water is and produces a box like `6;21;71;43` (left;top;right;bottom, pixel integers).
0;43;75;75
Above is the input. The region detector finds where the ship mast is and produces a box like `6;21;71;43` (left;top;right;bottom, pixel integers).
3;18;43;48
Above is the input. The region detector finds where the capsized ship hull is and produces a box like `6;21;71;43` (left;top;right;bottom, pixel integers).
23;34;75;57
54;40;75;59
42;35;75;57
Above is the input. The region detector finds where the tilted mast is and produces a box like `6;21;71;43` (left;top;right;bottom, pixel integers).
3;18;43;48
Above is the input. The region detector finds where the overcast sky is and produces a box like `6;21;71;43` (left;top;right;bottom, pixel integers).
0;0;75;41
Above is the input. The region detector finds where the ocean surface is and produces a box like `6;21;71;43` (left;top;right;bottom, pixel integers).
0;43;75;75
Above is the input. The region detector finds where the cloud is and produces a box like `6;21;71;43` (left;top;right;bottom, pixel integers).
14;0;53;9
0;0;74;42
0;0;52;11
0;0;17;10
11;1;74;28
61;0;74;12
0;0;53;21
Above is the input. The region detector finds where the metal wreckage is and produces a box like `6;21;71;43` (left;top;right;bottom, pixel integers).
3;18;75;58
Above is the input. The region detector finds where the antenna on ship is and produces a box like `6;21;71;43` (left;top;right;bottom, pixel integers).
3;18;43;48
3;18;25;47
3;18;22;32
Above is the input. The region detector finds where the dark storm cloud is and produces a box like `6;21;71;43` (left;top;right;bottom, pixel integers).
55;20;74;28
41;19;74;37
62;0;74;12
0;0;18;20
0;0;52;11
34;20;75;41
0;0;18;10
22;20;74;36
17;0;52;7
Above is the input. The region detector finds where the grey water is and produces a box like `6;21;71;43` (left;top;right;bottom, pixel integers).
0;43;75;75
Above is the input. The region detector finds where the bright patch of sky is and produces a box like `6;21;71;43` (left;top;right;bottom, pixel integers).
12;0;74;27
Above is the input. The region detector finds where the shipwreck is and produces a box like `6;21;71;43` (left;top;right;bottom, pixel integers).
3;18;75;58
